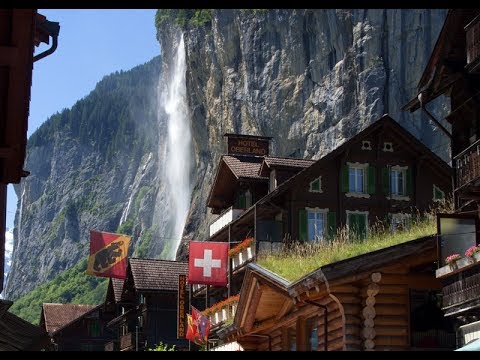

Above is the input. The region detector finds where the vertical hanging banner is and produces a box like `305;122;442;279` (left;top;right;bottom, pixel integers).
188;241;228;286
86;230;131;279
177;274;187;339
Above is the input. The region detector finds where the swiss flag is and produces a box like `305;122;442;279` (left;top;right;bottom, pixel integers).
188;241;228;286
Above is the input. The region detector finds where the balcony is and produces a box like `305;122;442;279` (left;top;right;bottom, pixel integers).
231;245;254;271
442;272;480;311
466;14;480;73
209;207;245;237
455;139;480;194
204;296;239;327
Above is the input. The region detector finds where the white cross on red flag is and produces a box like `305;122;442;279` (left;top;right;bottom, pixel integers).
188;241;228;286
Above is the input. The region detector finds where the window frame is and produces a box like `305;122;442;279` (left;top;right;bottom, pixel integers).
387;165;411;201
346;210;369;240
309;176;322;193
346;162;370;198
390;212;412;232
306;207;328;242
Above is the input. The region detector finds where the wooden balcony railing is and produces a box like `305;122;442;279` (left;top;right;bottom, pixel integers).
442;272;480;308
455;138;480;191
466;14;480;68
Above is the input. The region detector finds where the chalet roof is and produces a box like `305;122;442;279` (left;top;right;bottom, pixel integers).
223;155;267;180
403;9;480;112
0;310;47;351
207;155;268;210
41;303;98;335
262;156;314;169
112;277;124;303
129;258;188;292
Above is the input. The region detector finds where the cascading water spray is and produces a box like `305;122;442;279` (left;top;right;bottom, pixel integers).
161;33;192;259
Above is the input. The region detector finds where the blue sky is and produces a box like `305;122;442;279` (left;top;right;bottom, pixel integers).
6;9;160;230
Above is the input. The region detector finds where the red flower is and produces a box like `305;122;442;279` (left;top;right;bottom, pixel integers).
228;237;254;257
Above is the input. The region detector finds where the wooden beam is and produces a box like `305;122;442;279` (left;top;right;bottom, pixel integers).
243;279;262;333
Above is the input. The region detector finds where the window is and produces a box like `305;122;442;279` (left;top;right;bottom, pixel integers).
362;140;372;150
342;163;375;197
433;184;445;202
383;142;393;152
269;169;277;192
306;316;319;351
308;209;326;242
347;211;368;240
299;209;336;242
139;293;145;304
383;165;412;200
236;189;252;209
391;168;406;196
390;213;411;232
309;177;322;193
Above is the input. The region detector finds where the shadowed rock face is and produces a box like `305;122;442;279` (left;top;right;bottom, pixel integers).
6;10;449;299
158;9;450;260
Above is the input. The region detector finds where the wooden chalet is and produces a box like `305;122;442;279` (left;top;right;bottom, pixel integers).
195;114;452;336
106;258;189;351
0;9;59;293
404;9;480;349
0;299;48;350
39;303;115;351
221;236;455;351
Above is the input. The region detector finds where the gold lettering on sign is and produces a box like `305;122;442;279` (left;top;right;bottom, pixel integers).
177;274;186;338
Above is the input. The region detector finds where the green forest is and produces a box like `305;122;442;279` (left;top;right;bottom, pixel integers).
9;257;107;324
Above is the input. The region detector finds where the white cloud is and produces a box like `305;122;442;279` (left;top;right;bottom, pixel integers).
5;229;13;267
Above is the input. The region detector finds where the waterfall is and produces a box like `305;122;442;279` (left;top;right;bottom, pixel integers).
160;33;192;259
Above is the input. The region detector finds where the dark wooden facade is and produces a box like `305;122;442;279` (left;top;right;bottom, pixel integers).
404;9;480;350
39;303;115;351
223;237;455;351
0;9;59;293
106;258;190;351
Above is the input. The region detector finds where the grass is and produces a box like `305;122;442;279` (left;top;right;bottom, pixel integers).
257;201;453;282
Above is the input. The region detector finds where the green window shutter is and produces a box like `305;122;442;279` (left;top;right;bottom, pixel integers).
406;167;413;196
341;165;349;193
298;209;307;241
382;167;390;195
237;193;246;208
358;214;367;241
367;165;376;194
327;211;336;240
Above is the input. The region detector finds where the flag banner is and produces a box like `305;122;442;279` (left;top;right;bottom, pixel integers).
185;307;210;345
188;241;228;286
86;230;131;279
193;306;210;343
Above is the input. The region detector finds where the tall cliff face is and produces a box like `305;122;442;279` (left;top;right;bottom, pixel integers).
156;9;449;259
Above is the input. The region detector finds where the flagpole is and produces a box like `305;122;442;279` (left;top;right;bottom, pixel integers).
228;225;231;298
205;285;210;351
189;284;192;351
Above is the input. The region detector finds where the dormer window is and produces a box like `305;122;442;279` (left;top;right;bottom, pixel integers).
309;177;322;193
